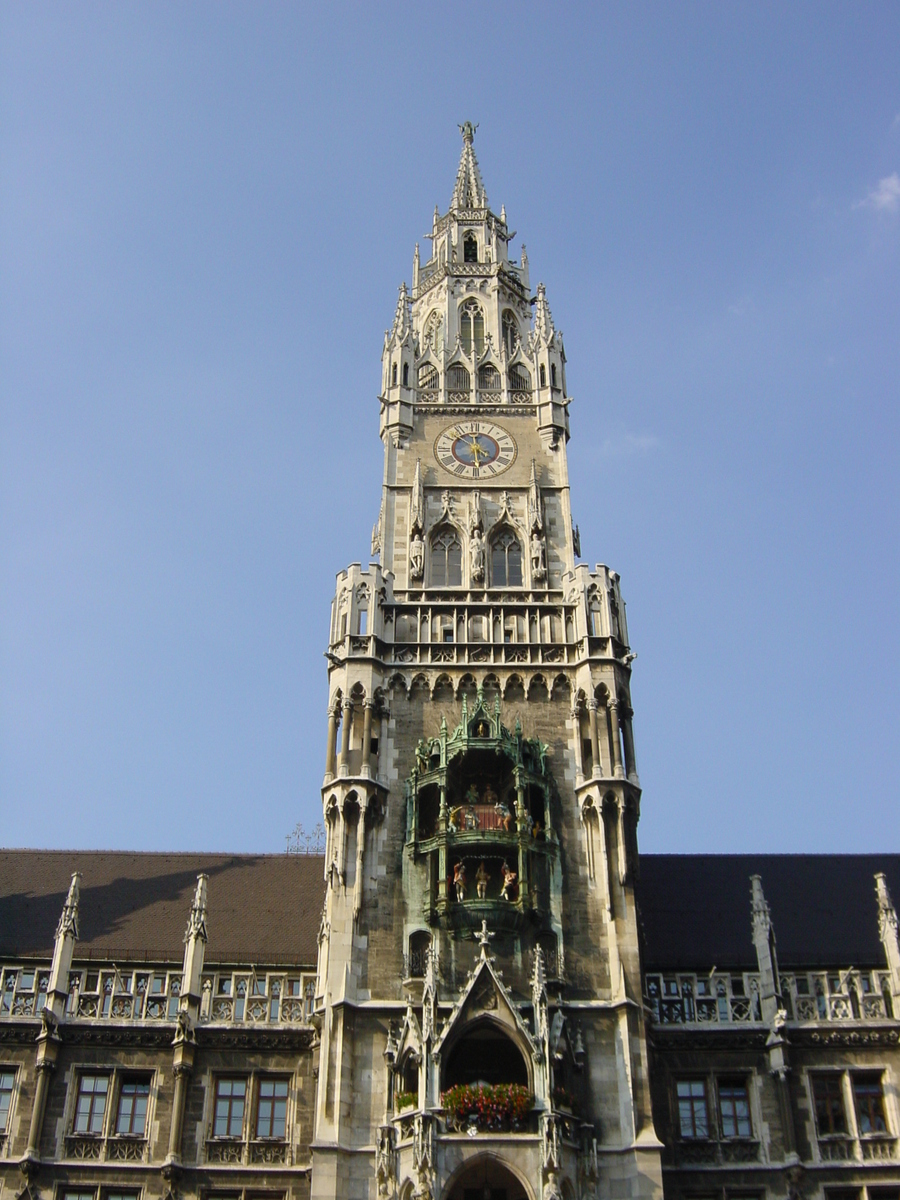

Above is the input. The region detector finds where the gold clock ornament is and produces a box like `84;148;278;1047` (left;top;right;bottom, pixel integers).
434;421;517;479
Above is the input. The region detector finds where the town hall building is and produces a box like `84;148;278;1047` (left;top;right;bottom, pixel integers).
1;125;899;1200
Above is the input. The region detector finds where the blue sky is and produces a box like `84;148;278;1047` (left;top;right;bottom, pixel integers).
1;3;898;854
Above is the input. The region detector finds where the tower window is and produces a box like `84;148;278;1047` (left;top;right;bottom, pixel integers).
447;363;471;391
551;363;557;387
418;363;439;390
391;363;397;385
477;363;500;391
431;531;462;587
491;530;523;587
508;364;531;392
464;232;478;263
459;300;485;356
540;363;547;387
402;362;409;386
502;310;517;356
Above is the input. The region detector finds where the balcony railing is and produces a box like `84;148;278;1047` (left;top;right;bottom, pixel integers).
673;1138;760;1166
646;968;895;1028
65;1134;148;1163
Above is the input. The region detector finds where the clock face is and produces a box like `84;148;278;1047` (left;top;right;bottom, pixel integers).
434;421;517;479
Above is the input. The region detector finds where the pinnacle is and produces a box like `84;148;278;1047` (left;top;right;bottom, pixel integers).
451;122;488;211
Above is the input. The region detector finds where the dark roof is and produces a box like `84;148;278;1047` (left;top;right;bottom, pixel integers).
0;850;325;966
637;854;900;972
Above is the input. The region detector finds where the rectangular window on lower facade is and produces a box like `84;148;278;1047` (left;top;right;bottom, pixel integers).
74;1074;109;1135
677;1079;709;1138
0;1070;15;1133
812;1075;847;1136
213;1078;246;1138
115;1077;150;1136
255;1079;288;1139
853;1073;888;1134
718;1079;752;1138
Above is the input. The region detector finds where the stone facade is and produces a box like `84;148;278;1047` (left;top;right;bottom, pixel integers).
1;126;899;1200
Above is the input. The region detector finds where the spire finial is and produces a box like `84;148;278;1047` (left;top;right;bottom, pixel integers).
475;920;495;960
459;120;478;145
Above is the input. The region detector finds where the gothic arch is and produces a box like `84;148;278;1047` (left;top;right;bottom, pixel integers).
527;674;549;701
503;674;525;701
551;675;572;702
428;520;464;588
488;523;523;588
433;673;454;703
409;673;430;700
440;1152;536;1200
457;673;477;701
440;1015;532;1092
387;672;408;697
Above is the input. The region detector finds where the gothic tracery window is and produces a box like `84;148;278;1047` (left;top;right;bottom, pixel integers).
508;364;531;392
464;232;478;263
491;530;523;587
459;300;485;357
418;363;439;390
424;311;443;354
430;530;462;587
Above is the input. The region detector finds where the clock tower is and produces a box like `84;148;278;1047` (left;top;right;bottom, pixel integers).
312;124;662;1200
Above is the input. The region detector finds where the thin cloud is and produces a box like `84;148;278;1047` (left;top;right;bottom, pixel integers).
855;173;900;213
595;432;660;458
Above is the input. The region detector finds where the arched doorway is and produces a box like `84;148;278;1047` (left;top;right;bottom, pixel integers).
443;1156;532;1200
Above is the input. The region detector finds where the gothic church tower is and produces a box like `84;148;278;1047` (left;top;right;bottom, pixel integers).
313;124;662;1200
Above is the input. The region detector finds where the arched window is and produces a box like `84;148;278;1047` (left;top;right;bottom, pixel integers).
502;310;518;357
447;363;471;391
425;311;443;354
391;363;397;385
508;364;531;392
477;363;500;391
431;530;462;587
402;362;409;386
459;300;485;356
463;232;478;263
443;1022;529;1089
550;363;557;388
540;363;547;387
407;931;431;979
491;530;522;587
418;363;439;390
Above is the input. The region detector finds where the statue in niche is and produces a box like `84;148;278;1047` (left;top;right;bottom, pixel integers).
409;530;424;581
494;799;513;832
482;783;497;806
453;861;467;902
465;784;479;805
470;527;485;583
476;861;490;899
500;860;518;901
531;530;547;581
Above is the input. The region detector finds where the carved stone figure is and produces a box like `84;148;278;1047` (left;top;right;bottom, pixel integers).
531;530;547;581
543;1171;563;1200
470;528;485;583
500;860;517;901
409;531;424;581
453;861;467;902
475;861;490;899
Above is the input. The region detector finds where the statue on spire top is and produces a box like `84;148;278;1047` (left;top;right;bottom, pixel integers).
458;121;478;144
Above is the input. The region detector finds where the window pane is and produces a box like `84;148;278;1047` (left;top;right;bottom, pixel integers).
447;543;462;586
719;1081;752;1137
676;1080;708;1138
256;1078;289;1139
75;1075;108;1134
812;1076;847;1136
116;1079;150;1135
854;1075;887;1134
507;542;522;586
214;1078;246;1138
0;1071;14;1133
491;547;506;586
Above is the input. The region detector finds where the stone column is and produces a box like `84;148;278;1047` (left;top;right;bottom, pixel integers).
361;701;374;777
339;700;353;771
608;700;625;779
165;1049;195;1171
571;708;584;783
587;701;601;778
325;705;339;779
621;708;638;782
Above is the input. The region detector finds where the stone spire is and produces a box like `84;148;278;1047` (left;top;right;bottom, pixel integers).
386;282;411;346
532;282;557;347
750;874;781;1025
450;122;488;210
47;872;80;1019
876;873;900;1002
181;874;208;1014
